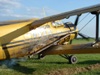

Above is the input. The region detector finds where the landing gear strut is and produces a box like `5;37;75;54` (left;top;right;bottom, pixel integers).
60;55;77;64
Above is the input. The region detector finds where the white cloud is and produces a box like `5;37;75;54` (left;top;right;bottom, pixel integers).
0;0;21;8
0;9;13;14
0;0;24;19
26;7;59;18
0;0;59;21
0;0;22;17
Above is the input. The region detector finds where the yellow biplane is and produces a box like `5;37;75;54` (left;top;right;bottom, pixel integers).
0;4;100;64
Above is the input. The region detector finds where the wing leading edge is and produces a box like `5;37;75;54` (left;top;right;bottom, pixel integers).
31;4;100;28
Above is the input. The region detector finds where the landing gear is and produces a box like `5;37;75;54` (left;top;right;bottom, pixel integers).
68;55;77;64
60;55;77;64
38;53;45;59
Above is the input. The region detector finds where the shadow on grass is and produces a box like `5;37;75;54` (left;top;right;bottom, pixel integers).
78;60;100;65
12;64;36;74
32;60;100;65
96;72;100;74
32;61;69;64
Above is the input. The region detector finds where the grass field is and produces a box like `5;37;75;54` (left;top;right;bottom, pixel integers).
0;39;100;75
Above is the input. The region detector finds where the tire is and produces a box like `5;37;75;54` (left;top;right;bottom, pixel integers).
69;55;77;64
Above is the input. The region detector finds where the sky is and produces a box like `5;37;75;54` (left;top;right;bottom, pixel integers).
0;0;100;37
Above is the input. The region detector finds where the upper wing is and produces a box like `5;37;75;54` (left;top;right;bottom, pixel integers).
31;4;100;28
0;19;35;26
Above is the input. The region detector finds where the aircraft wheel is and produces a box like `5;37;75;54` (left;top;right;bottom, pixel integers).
68;55;77;64
38;54;45;59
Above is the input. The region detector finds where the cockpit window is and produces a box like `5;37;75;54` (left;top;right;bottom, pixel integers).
52;21;63;27
39;25;50;29
64;22;75;28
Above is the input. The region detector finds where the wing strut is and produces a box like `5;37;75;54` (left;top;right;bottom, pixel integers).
91;10;100;42
95;13;99;42
74;15;80;26
92;11;100;42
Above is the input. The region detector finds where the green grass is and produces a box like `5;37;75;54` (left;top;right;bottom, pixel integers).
72;38;95;44
0;39;100;75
